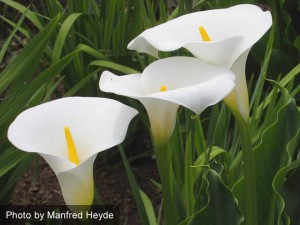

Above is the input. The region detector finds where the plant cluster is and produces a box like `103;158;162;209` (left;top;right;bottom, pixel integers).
0;1;300;225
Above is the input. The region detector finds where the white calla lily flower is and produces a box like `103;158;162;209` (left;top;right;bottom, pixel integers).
128;4;272;120
100;57;235;144
128;4;271;67
8;97;138;211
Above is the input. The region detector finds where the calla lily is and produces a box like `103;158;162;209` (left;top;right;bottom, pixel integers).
8;97;138;212
128;4;272;121
100;56;235;145
100;57;235;225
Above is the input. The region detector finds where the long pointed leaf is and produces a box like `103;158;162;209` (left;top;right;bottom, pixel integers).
0;14;60;94
119;145;155;225
0;49;81;136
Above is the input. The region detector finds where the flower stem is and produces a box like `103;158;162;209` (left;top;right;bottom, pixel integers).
154;140;175;225
236;116;258;225
225;92;257;224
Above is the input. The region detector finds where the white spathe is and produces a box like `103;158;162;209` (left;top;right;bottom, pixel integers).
100;56;235;143
128;4;271;67
128;4;272;120
8;97;138;210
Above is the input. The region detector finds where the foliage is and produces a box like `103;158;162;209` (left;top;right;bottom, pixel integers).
0;0;299;225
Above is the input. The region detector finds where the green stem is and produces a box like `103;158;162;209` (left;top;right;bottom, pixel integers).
184;110;195;217
184;132;194;217
236;116;258;225
154;140;175;225
225;90;257;224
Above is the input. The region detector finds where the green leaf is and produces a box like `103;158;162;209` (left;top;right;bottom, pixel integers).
0;148;27;177
139;189;157;225
233;81;300;225
119;145;156;225
52;13;83;63
181;169;243;225
0;15;30;38
77;44;106;60
272;146;300;225
90;60;140;74
0;9;27;63
192;146;227;183
280;153;300;225
0;0;44;30
0;14;60;94
0;153;36;199
0;49;81;136
63;70;96;97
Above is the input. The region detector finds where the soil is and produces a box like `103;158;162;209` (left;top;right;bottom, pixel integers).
9;152;161;225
